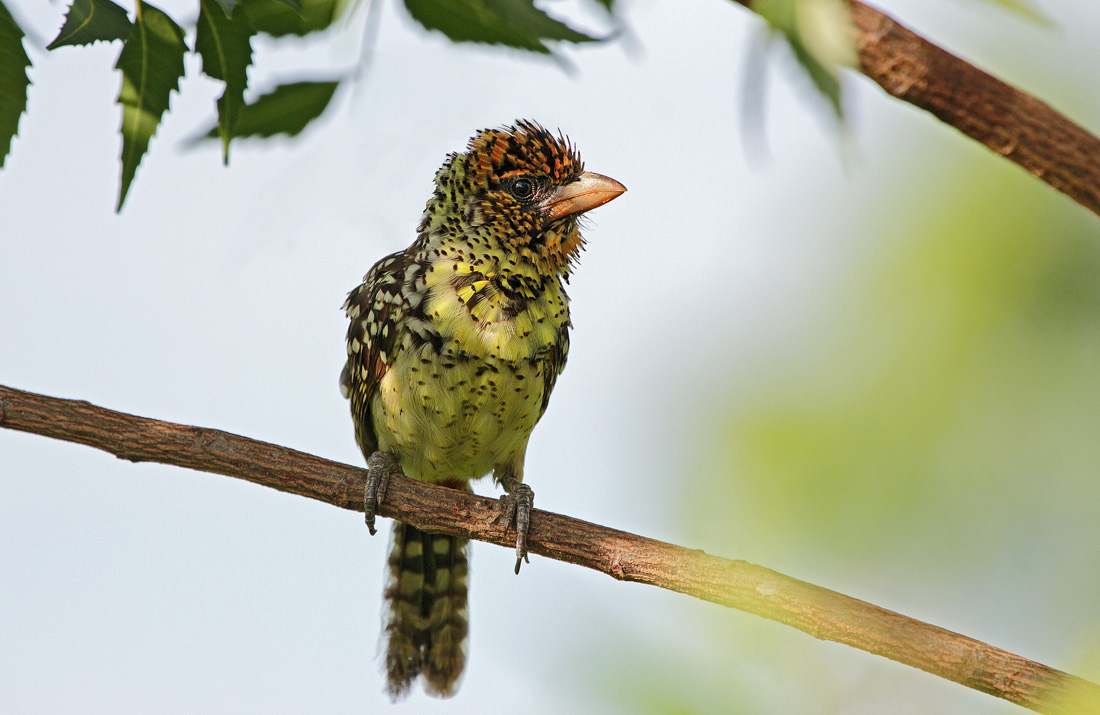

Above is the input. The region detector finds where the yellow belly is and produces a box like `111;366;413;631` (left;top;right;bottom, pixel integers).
372;342;548;483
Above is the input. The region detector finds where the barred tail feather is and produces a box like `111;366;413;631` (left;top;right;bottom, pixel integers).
383;522;469;699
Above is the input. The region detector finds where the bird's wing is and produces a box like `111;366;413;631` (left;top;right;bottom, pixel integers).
341;250;411;457
538;322;570;417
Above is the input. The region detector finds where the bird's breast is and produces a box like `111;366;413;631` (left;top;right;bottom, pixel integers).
373;340;551;483
419;260;566;364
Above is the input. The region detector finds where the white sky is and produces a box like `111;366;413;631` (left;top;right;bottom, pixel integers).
2;0;1099;712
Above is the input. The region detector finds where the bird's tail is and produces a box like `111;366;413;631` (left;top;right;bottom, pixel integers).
383;520;470;699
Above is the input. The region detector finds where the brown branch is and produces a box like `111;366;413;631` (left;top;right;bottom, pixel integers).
734;0;1100;218
848;1;1100;216
2;382;1098;714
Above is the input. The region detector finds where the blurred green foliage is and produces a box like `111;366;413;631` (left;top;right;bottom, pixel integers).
582;143;1100;715
750;0;855;118
712;161;1100;560
973;0;1051;25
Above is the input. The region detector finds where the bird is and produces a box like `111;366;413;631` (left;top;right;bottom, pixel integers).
340;120;625;699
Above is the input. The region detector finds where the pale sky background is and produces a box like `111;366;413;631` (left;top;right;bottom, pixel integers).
2;0;1100;713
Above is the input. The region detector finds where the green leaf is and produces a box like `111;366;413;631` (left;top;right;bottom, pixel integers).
751;0;856;119
403;0;601;54
0;0;31;168
48;0;133;49
240;0;342;37
590;0;615;13
114;1;187;211
193;80;339;141
195;0;254;164
212;0;238;16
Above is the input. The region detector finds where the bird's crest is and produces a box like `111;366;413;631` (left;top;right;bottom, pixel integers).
467;120;584;186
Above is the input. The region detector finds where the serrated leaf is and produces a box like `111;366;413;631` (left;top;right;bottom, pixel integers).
114;1;187;211
240;0;341;37
196;0;254;164
0;1;30;168
404;0;601;54
192;80;339;141
48;0;132;49
751;0;855;119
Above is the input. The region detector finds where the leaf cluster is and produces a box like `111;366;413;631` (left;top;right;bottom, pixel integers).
0;0;1048;211
0;0;609;210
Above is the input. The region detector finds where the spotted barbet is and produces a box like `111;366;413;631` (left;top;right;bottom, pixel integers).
340;120;625;699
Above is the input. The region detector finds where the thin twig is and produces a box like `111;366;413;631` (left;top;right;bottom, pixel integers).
1;383;1098;714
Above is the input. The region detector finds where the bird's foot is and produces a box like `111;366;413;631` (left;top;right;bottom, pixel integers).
498;477;534;575
364;451;398;535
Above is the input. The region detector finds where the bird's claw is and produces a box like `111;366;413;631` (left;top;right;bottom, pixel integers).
364;451;395;536
500;482;534;574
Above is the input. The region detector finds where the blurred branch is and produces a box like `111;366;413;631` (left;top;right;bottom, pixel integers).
2;382;1099;714
848;1;1100;217
735;0;1100;218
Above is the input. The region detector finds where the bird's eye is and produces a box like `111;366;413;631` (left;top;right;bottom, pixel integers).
509;177;535;200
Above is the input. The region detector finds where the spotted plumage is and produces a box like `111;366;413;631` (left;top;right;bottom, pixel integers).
341;121;624;699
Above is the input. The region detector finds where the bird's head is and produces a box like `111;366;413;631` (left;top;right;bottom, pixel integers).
422;121;626;279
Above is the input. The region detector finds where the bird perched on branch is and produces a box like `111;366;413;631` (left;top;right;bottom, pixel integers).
340;121;625;699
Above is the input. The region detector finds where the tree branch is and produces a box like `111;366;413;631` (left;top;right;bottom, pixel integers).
734;0;1100;218
847;1;1100;217
2;383;1098;714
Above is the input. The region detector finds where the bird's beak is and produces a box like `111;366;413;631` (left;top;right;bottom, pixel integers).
543;172;627;221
